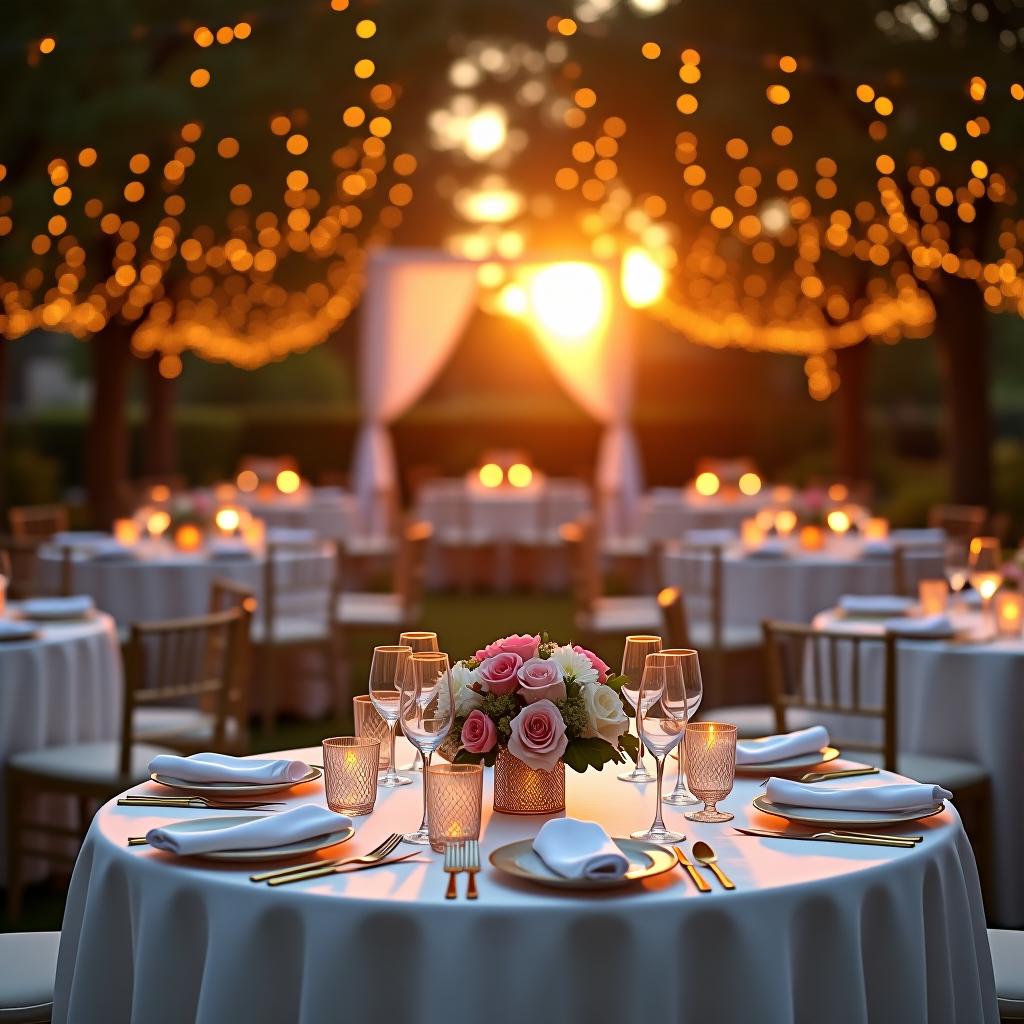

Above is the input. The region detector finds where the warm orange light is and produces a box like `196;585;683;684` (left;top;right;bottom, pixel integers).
621;247;666;309
215;507;242;533
863;517;889;540
741;519;765;548
479;463;503;488
507;463;533;488
276;469;301;494
150;484;171;502
996;592;1023;636
694;472;720;497
799;525;825;551
236;470;259;493
918;579;949;615
528;262;608;345
175;524;203;552
738;472;761;496
774;509;798;537
113;519;140;545
755;508;776;532
827;509;851;534
146;510;171;537
828;483;850;502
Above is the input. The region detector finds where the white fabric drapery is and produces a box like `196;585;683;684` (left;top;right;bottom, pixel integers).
351;250;644;534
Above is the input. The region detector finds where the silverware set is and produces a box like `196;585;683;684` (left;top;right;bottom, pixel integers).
249;833;419;885
734;826;922;848
119;795;284;811
673;842;734;891
758;766;880;786
443;840;480;899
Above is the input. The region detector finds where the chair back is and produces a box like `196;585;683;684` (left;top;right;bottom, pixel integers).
0;536;48;598
8;504;69;540
669;542;724;649
395;521;432;614
927;504;987;539
121;605;252;772
540;480;591;540
891;543;945;596
561;517;601;611
657;586;689;649
260;541;336;646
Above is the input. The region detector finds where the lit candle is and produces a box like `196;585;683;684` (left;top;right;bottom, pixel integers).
741;518;765;548
918;579;949;615
113;518;141;545
145;509;171;538
799;524;825;551
774;509;798;537
276;469;301;495
995;592;1024;637
426;763;483;853
826;509;851;535
828;483;849;502
214;506;242;535
754;508;776;532
738;472;761;496
507;463;533;488
322;736;379;816
174;523;203;552
694;471;720;497
479;463;503;488
863;517;889;540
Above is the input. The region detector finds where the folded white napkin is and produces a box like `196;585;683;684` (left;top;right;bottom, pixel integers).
266;527;318;545
766;777;952;813
533;818;630;880
148;751;311;784
20;595;95;618
745;538;788;559
860;539;894;557
883;614;954;637
0;620;36;640
146;805;350;856
736;725;829;765
839;594;915;617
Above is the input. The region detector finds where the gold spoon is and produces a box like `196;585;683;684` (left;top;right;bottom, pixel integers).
691;841;735;890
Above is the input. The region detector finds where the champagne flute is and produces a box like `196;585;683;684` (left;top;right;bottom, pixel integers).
399;652;454;845
399;631;440;770
630;652;688;843
944;539;970;598
618;635;663;784
661;649;703;806
368;645;413;788
968;536;1003;618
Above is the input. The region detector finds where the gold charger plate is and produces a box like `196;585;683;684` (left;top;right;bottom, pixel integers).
752;794;945;829
489;838;677;890
150;814;355;862
151;766;322;796
734;745;840;776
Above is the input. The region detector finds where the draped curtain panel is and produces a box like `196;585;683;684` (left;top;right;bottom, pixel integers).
351;251;644;535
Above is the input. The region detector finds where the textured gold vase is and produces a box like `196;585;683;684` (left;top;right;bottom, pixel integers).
492;748;565;814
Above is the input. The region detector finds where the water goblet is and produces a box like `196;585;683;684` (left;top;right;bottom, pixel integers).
968;536;1003;619
683;722;737;823
400;631;440;770
618;635;662;784
660;649;703;806
368;645;413;788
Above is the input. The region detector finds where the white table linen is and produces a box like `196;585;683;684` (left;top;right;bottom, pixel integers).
640;489;773;539
148;752;312;785
811;607;1024;925
735;725;830;765
0;608;122;878
244;489;357;542
765;777;952;813
54;744;996;1023
533;818;629;879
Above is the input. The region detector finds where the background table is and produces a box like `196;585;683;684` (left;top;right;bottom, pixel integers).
812;607;1024;927
0;608;122;879
662;538;942;628
640;488;774;539
55;745;995;1023
241;488;358;542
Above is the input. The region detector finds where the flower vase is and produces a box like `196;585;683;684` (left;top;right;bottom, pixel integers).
492;748;565;815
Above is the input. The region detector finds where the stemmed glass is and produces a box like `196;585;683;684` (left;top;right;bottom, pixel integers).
630;652;688;843
399;631;440;770
968;537;1003;619
944;539;970;599
399;651;454;845
661;650;703;806
618;635;662;784
368;645;413;788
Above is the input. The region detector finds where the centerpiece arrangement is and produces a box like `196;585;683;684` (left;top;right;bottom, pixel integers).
443;633;639;814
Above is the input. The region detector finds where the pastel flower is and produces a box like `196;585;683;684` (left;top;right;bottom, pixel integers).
581;682;629;746
439;661;483;719
517;657;567;704
550;645;599;686
475;634;541;663
507;699;568;772
477;652;523;696
572;645;612;681
460;709;498;754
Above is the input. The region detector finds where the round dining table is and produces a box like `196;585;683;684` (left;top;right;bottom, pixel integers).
54;744;996;1023
240;487;358;542
0;607;122;879
811;606;1024;928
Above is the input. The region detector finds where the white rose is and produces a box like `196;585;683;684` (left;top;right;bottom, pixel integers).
550;645;599;687
581;682;628;746
444;661;484;718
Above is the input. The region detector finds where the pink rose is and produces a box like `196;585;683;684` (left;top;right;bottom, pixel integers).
507;699;568;771
475;633;540;662
517;657;566;704
460;709;497;754
573;645;612;680
477;652;523;696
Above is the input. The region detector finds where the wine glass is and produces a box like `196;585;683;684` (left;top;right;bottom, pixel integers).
630;652;688;843
944;539;970;598
661;650;703;806
368;645;413;788
399;631;440;770
399;652;455;845
968;536;1003;617
618;635;662;784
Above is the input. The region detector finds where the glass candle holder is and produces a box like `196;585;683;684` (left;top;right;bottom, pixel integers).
995;592;1024;638
683;722;737;823
174;524;203;552
918;579;950;615
799;525;825;551
426;763;483;853
774;509;797;537
863;517;890;540
113;518;141;545
740;518;765;548
353;694;390;769
322;736;380;816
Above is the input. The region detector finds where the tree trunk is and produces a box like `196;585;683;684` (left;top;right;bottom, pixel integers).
87;322;135;528
932;276;992;508
834;341;870;482
0;340;7;521
143;355;176;478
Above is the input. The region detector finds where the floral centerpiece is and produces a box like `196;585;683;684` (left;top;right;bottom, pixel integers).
443;633;639;813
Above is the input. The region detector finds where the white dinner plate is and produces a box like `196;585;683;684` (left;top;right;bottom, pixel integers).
0;623;38;643
489;838;677;890
150;766;323;795
151;814;354;862
18;598;95;621
752;794;945;829
734;745;840;776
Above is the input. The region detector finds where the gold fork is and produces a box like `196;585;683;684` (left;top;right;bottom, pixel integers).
464;840;480;900
444;842;463;899
249;833;403;882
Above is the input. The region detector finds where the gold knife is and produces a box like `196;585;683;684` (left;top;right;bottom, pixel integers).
267;851;422;886
673;846;711;892
734;827;917;848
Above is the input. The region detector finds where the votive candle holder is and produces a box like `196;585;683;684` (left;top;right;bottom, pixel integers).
323;736;380;816
863;517;890;540
799;525;825;551
683;722;737;823
995;591;1024;638
918;579;950;616
353;694;390;769
426;763;483;853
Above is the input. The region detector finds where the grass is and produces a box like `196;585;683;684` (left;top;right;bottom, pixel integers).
2;591;578;934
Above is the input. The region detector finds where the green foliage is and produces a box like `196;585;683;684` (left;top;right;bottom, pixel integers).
479;692;521;744
556;679;589;740
563;737;625;774
619;732;641;765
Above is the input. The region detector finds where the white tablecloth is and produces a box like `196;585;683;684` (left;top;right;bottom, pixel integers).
0;609;122;878
55;744;995;1023
662;538;943;628
811;607;1024;926
37;543;335;626
244;489;357;542
641;489;773;539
